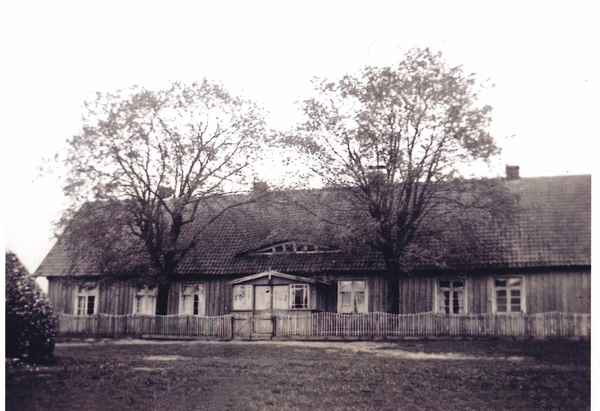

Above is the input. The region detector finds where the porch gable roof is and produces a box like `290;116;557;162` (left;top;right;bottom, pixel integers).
230;270;331;286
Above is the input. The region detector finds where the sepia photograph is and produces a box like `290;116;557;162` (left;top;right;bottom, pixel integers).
3;1;595;409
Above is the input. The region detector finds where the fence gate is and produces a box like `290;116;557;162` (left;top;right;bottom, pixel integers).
232;315;274;339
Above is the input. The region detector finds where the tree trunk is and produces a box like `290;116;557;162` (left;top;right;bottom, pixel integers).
155;255;177;315
156;284;170;315
387;270;400;314
381;245;401;314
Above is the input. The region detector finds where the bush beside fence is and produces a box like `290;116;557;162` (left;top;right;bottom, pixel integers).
55;311;590;340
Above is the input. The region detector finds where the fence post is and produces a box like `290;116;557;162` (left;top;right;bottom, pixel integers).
271;315;277;339
249;314;253;340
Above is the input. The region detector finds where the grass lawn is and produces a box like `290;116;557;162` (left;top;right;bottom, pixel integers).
5;338;590;410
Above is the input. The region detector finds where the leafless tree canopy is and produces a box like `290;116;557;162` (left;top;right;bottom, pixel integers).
286;48;515;273
56;80;267;311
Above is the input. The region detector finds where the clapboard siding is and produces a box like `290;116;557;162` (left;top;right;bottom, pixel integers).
165;277;233;316
302;272;398;313
206;276;232;316
328;272;398;313
167;283;180;315
468;275;490;314
46;267;590;317
48;278;75;315
211;277;227;316
317;283;333;312
396;267;590;315
98;282;134;315
367;274;394;313
524;268;590;313
398;275;434;314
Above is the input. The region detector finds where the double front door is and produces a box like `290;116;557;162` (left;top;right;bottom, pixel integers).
254;286;289;310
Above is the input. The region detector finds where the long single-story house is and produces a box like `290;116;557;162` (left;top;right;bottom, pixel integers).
35;173;590;322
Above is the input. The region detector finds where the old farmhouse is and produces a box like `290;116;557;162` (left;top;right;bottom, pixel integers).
35;173;590;338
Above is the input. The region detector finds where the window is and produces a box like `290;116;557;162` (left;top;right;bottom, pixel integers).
233;285;253;310
232;284;311;310
437;279;466;314
290;284;309;309
181;284;205;316
254;242;339;255
338;280;367;313
134;285;157;315
76;286;98;315
494;278;523;313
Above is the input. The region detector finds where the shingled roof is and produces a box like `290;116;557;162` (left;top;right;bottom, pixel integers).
35;174;590;278
491;175;590;267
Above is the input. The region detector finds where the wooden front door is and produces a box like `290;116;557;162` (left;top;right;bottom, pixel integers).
255;286;271;310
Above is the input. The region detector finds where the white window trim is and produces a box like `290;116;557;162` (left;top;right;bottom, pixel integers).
289;284;310;310
133;285;158;315
232;283;313;311
253;242;340;255
434;278;468;314
337;280;368;314
492;276;526;314
74;285;98;316
179;283;205;316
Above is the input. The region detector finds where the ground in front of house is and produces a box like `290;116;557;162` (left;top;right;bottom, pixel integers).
5;338;590;410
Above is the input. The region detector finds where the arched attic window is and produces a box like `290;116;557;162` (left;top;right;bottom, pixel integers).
253;242;340;255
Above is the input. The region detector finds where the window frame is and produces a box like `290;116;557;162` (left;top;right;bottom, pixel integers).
133;285;158;315
289;284;309;310
74;285;98;316
232;284;254;311
337;280;368;314
232;283;312;311
493;277;525;314
254;242;339;255
179;283;205;316
435;278;468;314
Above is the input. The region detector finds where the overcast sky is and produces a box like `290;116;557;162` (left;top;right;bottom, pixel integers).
2;0;598;276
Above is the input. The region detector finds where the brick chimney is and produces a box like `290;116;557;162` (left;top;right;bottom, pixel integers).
506;165;520;180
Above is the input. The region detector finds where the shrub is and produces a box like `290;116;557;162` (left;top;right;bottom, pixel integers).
5;251;56;363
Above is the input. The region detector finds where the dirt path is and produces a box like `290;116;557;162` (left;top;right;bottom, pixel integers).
57;338;525;361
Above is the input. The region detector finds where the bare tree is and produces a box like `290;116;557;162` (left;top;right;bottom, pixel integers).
286;48;516;294
55;80;267;313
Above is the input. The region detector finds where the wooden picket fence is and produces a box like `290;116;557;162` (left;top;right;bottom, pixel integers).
55;311;590;340
56;313;233;338
274;312;591;339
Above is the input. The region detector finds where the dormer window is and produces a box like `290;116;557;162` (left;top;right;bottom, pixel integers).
253;242;339;255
